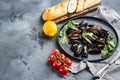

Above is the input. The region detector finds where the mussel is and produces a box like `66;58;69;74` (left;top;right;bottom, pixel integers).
69;38;80;44
77;20;84;29
68;29;83;34
97;43;105;49
96;37;105;43
89;48;101;54
101;29;108;40
81;45;88;57
88;25;102;35
71;43;83;56
81;38;92;46
68;33;80;38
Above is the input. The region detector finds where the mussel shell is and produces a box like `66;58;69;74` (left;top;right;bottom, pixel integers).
68;33;80;38
96;37;105;43
100;29;108;40
81;45;88;57
88;25;102;35
74;44;83;57
97;43;105;49
71;43;83;56
69;39;80;44
71;43;78;52
77;20;84;29
68;29;83;34
89;48;101;54
81;38;91;46
68;36;80;40
79;23;88;31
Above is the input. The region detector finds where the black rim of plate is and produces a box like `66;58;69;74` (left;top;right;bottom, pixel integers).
57;16;119;62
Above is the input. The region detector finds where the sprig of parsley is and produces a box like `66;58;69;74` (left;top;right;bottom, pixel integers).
101;41;116;58
109;32;115;40
59;20;78;45
82;32;93;37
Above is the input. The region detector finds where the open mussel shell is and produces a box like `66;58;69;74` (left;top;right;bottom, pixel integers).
81;38;92;46
67;27;83;38
77;20;84;29
96;37;104;42
89;48;101;54
88;25;102;36
68;36;80;40
68;33;80;38
89;41;105;49
71;43;78;52
69;38;80;44
81;45;88;57
100;29;109;40
71;43;83;56
76;21;88;31
68;29;83;34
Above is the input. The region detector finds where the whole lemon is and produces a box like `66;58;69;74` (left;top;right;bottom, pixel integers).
43;21;58;37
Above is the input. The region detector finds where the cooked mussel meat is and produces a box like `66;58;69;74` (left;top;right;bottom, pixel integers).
97;43;105;49
88;25;102;35
68;29;83;34
71;43;83;56
96;37;105;43
68;33;80;38
71;43;78;52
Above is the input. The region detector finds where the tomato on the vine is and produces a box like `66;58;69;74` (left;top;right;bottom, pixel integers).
53;60;62;69
51;48;60;55
48;55;56;64
59;66;69;74
48;48;73;75
59;54;66;60
65;58;72;66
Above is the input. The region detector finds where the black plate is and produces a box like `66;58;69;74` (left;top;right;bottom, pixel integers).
57;16;119;62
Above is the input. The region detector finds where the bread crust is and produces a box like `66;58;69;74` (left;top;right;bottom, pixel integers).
42;1;68;21
42;0;101;22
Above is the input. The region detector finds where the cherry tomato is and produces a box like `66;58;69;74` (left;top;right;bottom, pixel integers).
65;58;72;66
59;66;69;74
48;55;56;64
51;48;60;55
59;54;66;60
53;60;62;69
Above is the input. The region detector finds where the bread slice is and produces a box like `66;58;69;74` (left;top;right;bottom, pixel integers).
67;0;78;13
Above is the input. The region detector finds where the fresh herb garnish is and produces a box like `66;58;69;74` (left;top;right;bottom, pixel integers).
82;32;93;37
101;41;116;58
59;20;78;45
109;32;115;40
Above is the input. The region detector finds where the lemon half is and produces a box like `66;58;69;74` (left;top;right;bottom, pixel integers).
43;21;58;37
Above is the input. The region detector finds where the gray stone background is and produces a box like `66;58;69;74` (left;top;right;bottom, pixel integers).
0;0;119;80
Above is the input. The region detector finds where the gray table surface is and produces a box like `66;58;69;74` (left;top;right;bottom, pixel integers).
0;0;120;80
